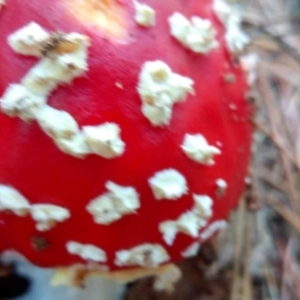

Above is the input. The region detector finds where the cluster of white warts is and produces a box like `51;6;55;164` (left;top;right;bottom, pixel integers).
0;0;243;266
0;185;70;231
0;175;227;266
0;1;248;153
1;23;125;159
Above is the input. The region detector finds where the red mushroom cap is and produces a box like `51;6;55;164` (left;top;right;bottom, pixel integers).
0;0;252;271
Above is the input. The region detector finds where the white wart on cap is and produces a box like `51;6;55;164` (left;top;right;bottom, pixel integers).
86;181;140;225
181;134;221;165
30;204;71;231
138;60;194;126
159;194;213;245
0;185;30;216
66;241;107;262
168;12;219;53
149;169;188;200
133;1;156;27
115;244;170;268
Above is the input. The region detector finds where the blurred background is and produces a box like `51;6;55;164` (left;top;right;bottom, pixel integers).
2;0;300;299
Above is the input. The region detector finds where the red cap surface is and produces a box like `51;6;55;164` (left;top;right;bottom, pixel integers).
0;0;252;270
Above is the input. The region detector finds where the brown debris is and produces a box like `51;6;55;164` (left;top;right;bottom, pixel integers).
0;263;14;277
30;236;50;252
223;73;236;84
125;241;229;300
244;176;261;211
40;32;80;58
40;33;65;57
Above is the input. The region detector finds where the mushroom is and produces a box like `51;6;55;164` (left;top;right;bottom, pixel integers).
0;0;252;299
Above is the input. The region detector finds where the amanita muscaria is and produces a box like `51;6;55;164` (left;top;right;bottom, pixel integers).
0;0;252;290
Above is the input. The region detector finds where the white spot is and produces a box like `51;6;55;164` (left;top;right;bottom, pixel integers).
216;179;227;188
83;123;125;159
87;194;121;225
168;12;219;53
115;244;170;268
55;132;90;158
86;181;140;225
177;211;201;237
200;220;227;240
8;22;50;56
138;60;194;126
193;195;213;219
159;194;213;245
181;242;200;258
115;82;123;89
160;211;204;245
0;185;30;216
216;179;228;197
37;105;79;140
66;241;107;262
213;0;249;53
134;1;156;27
149;169;188;200
21;63;57;97
244;177;251;185
159;221;178;246
30;204;70;231
0;84;46;121
229;103;237;110
181;134;221;165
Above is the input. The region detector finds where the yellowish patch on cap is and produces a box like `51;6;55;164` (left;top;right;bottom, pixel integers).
65;0;129;39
